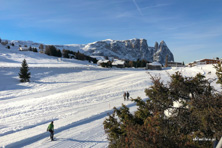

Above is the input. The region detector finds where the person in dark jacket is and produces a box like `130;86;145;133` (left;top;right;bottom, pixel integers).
47;121;54;141
123;92;126;101
126;91;130;100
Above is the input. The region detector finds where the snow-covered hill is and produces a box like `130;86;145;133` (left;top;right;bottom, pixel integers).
0;38;174;64
0;40;94;68
0;39;220;148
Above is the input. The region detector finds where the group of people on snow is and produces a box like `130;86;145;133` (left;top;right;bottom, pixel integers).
123;91;130;101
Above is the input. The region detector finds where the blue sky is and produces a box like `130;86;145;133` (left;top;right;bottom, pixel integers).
0;0;222;63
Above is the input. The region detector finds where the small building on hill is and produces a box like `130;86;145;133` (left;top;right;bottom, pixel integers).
97;59;112;68
112;60;125;68
97;59;109;65
19;47;29;51
167;61;184;67
189;59;219;66
198;59;219;64
146;62;162;70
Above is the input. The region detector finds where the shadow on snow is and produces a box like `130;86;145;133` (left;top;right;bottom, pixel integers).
6;99;147;148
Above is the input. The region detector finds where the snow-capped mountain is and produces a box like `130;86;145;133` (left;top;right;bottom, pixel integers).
82;38;174;64
0;38;174;64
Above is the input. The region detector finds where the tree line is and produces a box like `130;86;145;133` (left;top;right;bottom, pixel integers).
99;59;149;68
124;59;149;68
62;49;98;64
42;45;98;64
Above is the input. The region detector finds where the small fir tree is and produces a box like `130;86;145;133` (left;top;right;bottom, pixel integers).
33;48;38;52
28;46;33;51
57;49;62;57
62;49;69;58
39;44;44;53
19;59;31;82
128;61;134;67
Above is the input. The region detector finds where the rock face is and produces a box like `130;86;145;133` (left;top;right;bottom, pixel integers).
83;39;174;64
83;38;174;64
83;39;152;62
153;41;174;64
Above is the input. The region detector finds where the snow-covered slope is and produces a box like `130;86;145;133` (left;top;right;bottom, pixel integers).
0;41;94;68
0;39;220;148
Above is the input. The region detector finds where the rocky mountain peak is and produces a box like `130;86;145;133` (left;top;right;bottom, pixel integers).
153;40;174;64
160;40;166;45
82;38;174;64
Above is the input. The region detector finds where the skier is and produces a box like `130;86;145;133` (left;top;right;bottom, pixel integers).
47;121;54;141
123;92;126;101
126;91;130;100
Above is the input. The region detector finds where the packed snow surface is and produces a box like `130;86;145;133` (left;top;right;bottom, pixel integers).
0;45;220;148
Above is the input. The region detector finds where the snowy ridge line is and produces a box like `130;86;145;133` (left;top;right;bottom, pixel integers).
5;99;141;148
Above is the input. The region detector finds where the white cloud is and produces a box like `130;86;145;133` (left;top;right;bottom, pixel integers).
142;3;171;9
132;0;143;16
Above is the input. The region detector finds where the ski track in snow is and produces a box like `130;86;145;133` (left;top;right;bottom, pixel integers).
0;65;219;148
0;66;150;148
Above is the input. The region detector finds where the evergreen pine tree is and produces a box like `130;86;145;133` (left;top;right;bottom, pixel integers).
19;59;31;82
39;44;44;53
104;72;221;147
57;49;62;57
62;49;69;58
28;46;32;51
214;61;222;87
129;61;134;67
33;48;38;52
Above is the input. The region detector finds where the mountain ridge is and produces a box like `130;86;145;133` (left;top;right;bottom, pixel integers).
0;38;174;64
82;38;174;64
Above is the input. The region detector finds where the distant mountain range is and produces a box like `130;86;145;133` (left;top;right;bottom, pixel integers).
0;38;174;64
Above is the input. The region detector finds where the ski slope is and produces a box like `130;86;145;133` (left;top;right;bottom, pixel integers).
0;46;220;148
